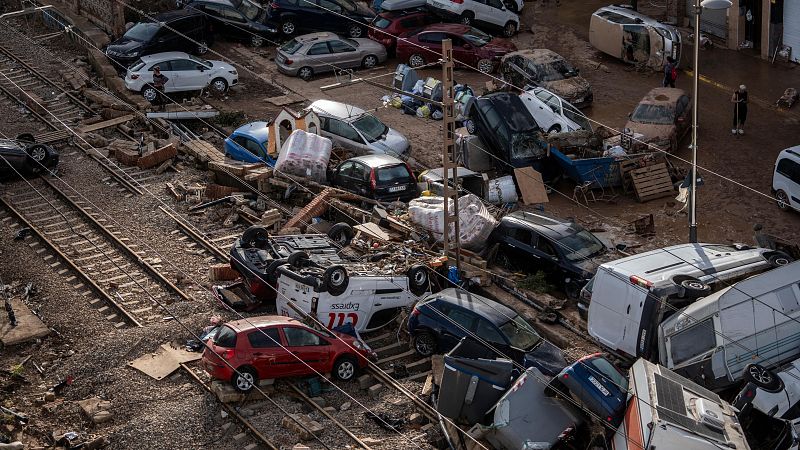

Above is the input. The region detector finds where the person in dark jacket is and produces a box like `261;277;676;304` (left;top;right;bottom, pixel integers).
151;66;169;110
662;56;677;88
731;84;748;135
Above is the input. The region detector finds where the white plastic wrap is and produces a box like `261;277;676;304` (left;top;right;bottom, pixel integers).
274;129;332;182
487;176;518;204
408;194;497;252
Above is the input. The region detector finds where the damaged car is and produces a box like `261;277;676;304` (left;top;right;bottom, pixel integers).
624;87;691;153
500;49;593;108
734;360;800;448
0;135;59;178
519;86;593;134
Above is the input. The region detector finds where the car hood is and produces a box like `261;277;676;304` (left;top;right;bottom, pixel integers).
353;38;387;54
523;340;568;376
483;39;517;55
624;120;674;143
107;38;143;55
543;77;591;103
371;128;409;156
209;60;235;72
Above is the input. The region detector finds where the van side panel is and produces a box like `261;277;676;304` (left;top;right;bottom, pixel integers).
589;15;623;59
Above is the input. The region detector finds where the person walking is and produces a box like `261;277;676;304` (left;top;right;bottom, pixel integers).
150;66;169;110
731;84;748;135
662;56;677;88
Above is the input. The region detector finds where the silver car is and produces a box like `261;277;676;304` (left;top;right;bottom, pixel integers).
309;100;410;156
275;32;387;81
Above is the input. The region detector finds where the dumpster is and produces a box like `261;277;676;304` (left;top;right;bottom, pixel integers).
549;146;622;188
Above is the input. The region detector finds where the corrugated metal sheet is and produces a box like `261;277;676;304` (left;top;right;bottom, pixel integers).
687;0;729;38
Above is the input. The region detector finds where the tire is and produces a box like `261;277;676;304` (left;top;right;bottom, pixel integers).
408;54;425;68
465;119;476;134
332;355;358;381
495;251;514;270
348;24;364;38
323;265;349;296
287;251;309;267
413;331;436;356
15;133;35;143
327;222;354;247
504;0;518;13
210;77;228;93
232;366;258;392
672;275;711;298
250;35;264;47
767;252;793;268
503;21;517;38
775;189;790;211
281;19;296;35
476;59;494;74
564;280;581;300
460;12;474;26
26;145;48;165
407;265;429;296
547;124;562;134
196;40;209;55
743;363;784;393
362;55;378;69
142;86;158;102
242;225;269;247
264;258;288;284
298;66;314;81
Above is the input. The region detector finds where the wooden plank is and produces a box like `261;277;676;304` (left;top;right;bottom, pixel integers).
514;167;548;205
76;114;135;133
632;163;673;202
0;298;50;346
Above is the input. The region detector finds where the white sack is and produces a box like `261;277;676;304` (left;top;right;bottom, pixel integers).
408;194;497;252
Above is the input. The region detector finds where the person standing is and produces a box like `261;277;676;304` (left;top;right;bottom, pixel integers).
731;84;748;135
662;56;677;88
150;66;169;110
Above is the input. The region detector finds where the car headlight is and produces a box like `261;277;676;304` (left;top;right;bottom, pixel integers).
123;51;139;57
352;340;365;350
228;70;237;75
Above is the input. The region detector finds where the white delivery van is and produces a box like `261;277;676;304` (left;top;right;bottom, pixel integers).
659;261;800;391
773;146;800;213
586;243;788;362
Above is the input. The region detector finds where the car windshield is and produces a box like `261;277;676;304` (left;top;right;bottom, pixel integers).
536;60;576;82
631;104;674;125
239;0;264;20
589;357;628;391
352;115;388;143
463;27;492;47
557;230;605;262
510;131;548;160
124;22;160;41
499;315;542;350
280;39;303;54
373;16;392;29
563;103;591;131
376;164;410;183
188;54;211;67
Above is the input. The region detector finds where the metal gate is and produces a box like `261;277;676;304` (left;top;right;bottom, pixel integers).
784;0;800;62
687;0;729;39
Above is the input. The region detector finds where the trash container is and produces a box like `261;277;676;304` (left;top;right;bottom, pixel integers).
393;64;419;93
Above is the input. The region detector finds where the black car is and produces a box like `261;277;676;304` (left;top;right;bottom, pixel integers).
0;135;59;178
463;92;557;180
488;210;607;298
184;0;277;47
105;10;212;68
407;288;567;376
267;0;376;38
329;154;418;202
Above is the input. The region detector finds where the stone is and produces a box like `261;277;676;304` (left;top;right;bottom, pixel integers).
309;396;326;408
92;410;114;424
367;383;384;399
232;432;247;442
281;414;323;441
44;391;56;402
84;436;109;450
138;144;177;169
357;374;375;390
339;402;351;411
322;406;337;415
77;397;113;424
408;413;424;425
361;437;383;446
221;422;234;431
243;444;258;450
292;445;311;450
211;381;245;403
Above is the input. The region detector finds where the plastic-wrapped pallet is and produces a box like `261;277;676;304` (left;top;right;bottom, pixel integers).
274;129;332;182
408;194;497;252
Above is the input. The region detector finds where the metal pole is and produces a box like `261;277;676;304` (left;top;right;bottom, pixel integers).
689;3;701;244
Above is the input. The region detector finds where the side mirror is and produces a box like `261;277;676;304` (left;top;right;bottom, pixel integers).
197;65;206;71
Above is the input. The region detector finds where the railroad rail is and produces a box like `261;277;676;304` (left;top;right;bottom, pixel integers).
159;206;234;262
0;176;192;328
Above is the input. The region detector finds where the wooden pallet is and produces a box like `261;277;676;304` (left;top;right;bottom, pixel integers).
181;139;224;164
631;163;674;202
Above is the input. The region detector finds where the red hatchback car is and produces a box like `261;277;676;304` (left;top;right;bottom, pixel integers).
396;23;516;73
202;316;376;392
369;9;438;55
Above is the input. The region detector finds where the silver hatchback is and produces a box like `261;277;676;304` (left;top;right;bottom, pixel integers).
275;32;387;81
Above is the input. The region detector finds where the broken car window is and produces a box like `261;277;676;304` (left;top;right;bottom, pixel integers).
213;325;237;348
557;230;605;262
499;315;542;350
630;104;674;125
669;318;716;365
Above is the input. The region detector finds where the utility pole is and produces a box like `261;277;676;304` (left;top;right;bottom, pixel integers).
440;39;461;273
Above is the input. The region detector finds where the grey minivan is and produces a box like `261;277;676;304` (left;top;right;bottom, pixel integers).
275;32;388;81
310;100;410;156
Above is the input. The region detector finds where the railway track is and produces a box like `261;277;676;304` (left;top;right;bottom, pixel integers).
0;176;192;328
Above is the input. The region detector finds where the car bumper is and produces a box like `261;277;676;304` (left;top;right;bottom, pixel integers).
275;62;299;76
571;92;594;109
202;358;233;381
124;78;143;93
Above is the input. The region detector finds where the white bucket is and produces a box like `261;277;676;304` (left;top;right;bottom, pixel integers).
487;176;518;204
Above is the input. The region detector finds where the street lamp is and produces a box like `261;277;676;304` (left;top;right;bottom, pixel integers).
689;0;732;243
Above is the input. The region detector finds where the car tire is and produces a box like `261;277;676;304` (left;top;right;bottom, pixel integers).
142;86;159;103
242;225;269;248
408;54;425;68
348;24;364;38
672;275;710;298
503;21;517;38
328;222;354;247
362;55;378;69
281;19;297;35
196;40;209;55
464;119;476;134
26;144;48;166
775;189;790;211
323;265;349;296
298;66;314;81
413;331;436;356
211;77;228;93
476;59;494;74
547;124;562;134
504;0;518;13
743;363;784;393
232;366;258;392
766;252;793;268
287;251;309;267
264;258;289;284
15;133;35;143
407;265;429;296
564;280;582;301
494;250;514;270
332;355;358;381
250;35;265;47
460;12;474;26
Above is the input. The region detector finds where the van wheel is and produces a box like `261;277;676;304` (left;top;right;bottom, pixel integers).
767;252;793;267
775;190;790;211
547;124;562;134
413;331;436;356
328;222;354;247
744;364;784;393
323;265;349;296
287;251;309;267
407;265;428;296
502;21;517;38
672;275;710;298
232;366;258;392
333;355;358;381
242;225;269;248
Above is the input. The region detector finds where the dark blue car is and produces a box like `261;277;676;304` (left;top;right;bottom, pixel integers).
547;353;628;428
407;288;567;376
224;121;274;165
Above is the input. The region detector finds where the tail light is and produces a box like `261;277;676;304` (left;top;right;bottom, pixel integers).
411;306;421;317
270;1;280;8
606;416;613;422
221;349;235;360
451;0;463;3
369;169;377;191
130;74;139;80
249;277;271;298
630;275;653;288
557;425;576;441
284;58;293;65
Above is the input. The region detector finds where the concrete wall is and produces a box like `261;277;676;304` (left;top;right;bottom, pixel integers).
62;0;125;38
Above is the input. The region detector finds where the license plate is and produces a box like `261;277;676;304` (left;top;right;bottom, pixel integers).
388;185;406;192
277;55;285;64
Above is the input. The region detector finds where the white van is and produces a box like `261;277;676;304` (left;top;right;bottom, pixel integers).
773;146;800;212
659;261;800;391
585;243;785;362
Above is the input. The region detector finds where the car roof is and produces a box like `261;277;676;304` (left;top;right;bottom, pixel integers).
479;92;537;132
188;0;236;5
225;315;301;332
417;23;470;34
779;145;800;160
348;154;405;167
639;87;686;105
597;5;657;24
504;49;565;64
432;288;518;325
140;51;194;63
380;0;427;11
309;99;366;119
501;210;583;239
293;32;339;43
232;121;270;141
152;9;203;22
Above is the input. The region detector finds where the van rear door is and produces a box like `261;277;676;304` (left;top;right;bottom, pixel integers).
587;269;648;358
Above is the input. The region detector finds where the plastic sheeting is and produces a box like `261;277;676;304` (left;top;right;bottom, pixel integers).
408;194;497;252
274;129;332;182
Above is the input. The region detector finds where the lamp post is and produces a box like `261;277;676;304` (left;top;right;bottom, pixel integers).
689;0;732;243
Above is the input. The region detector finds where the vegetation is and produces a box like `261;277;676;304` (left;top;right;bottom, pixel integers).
518;271;555;294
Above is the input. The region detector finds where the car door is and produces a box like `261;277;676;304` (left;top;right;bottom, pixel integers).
167;58;204;90
282;326;332;374
469;0;491;24
348;161;371;196
193;3;226;33
233;135;267;161
502;225;535;267
246;327;283;379
776;158;800;209
148;61;178;92
328;38;361;68
531;233;560;276
417;32;445;64
219;5;250;40
324;117;370;154
450;35;478;66
305;41;336;74
484;0;507;27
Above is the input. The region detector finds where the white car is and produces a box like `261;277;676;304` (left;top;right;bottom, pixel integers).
519;87;592;134
734;361;800;447
124;51;238;102
309;100;410;156
773;146;800;212
426;0;519;37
